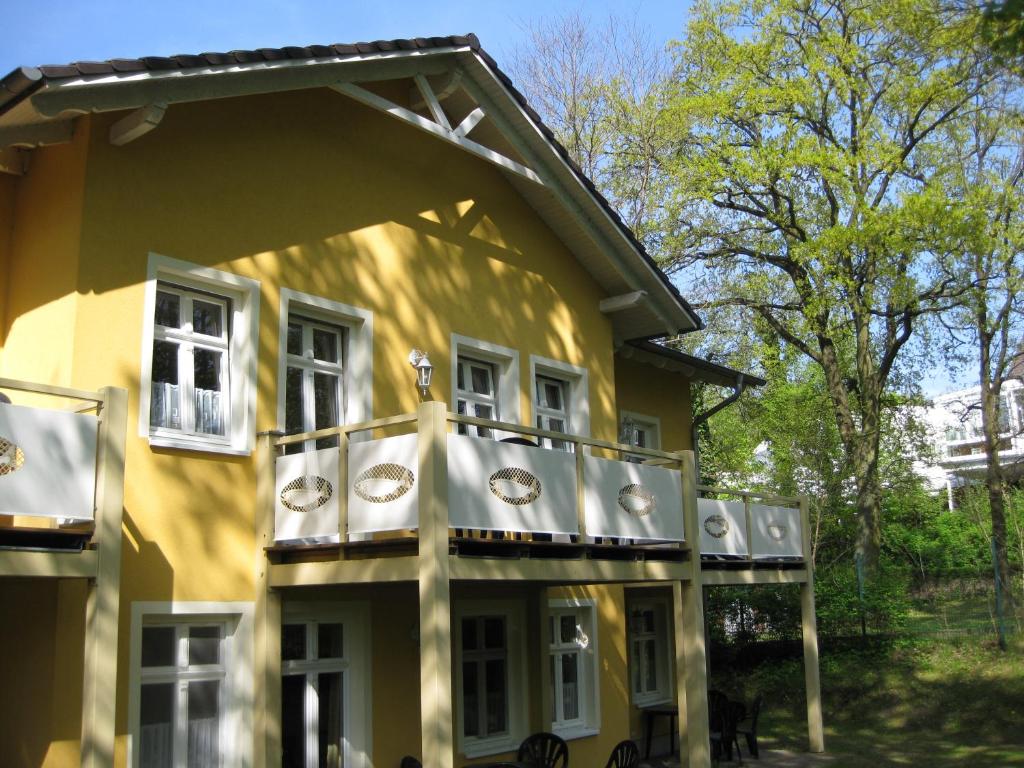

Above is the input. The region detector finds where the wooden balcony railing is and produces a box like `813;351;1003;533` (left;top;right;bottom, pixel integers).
267;401;807;563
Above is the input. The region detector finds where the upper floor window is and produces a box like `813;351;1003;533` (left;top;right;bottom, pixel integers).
276;289;374;448
284;316;345;453
451;335;520;441
530;356;589;452
620;411;661;463
150;285;230;440
139;254;260;456
457;357;499;438
535;375;571;451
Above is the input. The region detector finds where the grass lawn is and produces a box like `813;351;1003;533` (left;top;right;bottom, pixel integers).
710;637;1024;767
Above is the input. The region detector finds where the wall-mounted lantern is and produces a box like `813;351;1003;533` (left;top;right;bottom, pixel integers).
408;349;433;397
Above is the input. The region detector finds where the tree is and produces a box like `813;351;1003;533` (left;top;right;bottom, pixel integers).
938;83;1024;632
658;0;992;566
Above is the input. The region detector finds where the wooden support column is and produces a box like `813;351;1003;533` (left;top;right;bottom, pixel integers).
81;387;128;768
534;586;553;732
418;401;454;768
799;495;825;752
255;431;283;768
678;450;711;768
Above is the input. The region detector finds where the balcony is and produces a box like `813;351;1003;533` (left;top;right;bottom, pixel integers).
263;402;807;584
0;377;127;577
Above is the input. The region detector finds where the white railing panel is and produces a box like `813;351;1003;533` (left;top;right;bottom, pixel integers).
750;503;803;559
697;498;749;557
447;434;578;535
274;447;340;542
0;402;98;521
347;433;419;534
583;457;684;541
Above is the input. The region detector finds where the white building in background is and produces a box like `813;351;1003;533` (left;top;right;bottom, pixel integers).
920;378;1024;507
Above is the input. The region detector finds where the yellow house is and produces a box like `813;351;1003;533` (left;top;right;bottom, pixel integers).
0;34;824;768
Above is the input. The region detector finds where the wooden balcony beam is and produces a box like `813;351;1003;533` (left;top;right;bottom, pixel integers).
0;548;97;578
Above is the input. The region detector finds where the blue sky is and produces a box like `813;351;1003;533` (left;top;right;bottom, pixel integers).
0;0;690;74
0;0;971;394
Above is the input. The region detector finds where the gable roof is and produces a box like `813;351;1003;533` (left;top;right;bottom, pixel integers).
0;33;702;341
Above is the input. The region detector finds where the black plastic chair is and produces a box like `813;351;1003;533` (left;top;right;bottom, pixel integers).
735;695;762;759
604;739;639;768
708;690;742;762
400;756;422;768
518;732;569;768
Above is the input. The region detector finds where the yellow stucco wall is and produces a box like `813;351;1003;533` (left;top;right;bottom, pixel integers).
614;357;695;452
0;84;694;768
0;170;17;358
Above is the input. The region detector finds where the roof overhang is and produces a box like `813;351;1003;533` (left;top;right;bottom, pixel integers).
617;340;766;389
0;35;701;341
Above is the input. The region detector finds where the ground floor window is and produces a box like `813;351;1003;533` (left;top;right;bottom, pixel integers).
548;599;599;739
129;602;253;768
456;600;527;757
281;604;370;768
628;600;671;705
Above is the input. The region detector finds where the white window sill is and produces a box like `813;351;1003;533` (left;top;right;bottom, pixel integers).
148;434;251;457
633;694;673;708
552;725;600;742
460;735;520;759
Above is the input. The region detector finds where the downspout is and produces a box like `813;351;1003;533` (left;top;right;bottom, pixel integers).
690;373;746;485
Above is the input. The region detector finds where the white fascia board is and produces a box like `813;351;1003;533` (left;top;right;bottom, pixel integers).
459;51;699;336
29;46;470;119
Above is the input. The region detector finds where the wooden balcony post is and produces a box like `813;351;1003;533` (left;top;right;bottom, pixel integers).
255;431;283;768
418;401;454;768
799;495;825;752
532;585;553;732
677;450;711;768
81;386;127;768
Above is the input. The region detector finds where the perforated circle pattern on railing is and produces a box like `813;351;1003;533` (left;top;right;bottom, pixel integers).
488;467;542;506
279;474;334;513
767;522;788;541
353;463;415;504
0;436;25;476
703;514;730;539
617;483;657;517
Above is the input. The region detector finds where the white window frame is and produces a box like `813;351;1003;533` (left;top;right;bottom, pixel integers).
530;356;590;451
280;602;373;768
548;598;600;740
139;254;260;456
627;597;672;706
454;599;529;759
620;410;661;462
277;288;373;439
451;334;520;440
127;601;254;768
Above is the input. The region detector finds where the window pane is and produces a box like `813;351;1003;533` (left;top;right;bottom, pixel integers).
318;623;344;659
193;348;225;436
462;661;479;737
457;362;465;391
285;366;304;434
313;372;340;436
281;675;306;768
550;655;557;718
644;638;658;692
461;618;478;651
474;403;493;439
192;300;223;338
484;658;507;734
561;653;580;721
643;609;655;633
319;672;344;768
187;680;220;768
155;291;180;328
141;626;176;667
282;624;307;661
560;615;576;644
313;328;340;364
188;625;221;666
544;382;562;410
470;365;492;395
483;617;504;649
632;640;642;693
287;322;303;357
151;341;181;430
139;682;175;768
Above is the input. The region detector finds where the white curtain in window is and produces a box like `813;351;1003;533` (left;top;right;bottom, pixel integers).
187;717;219;767
150;382;180;430
194;388;223;435
139;723;173;768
